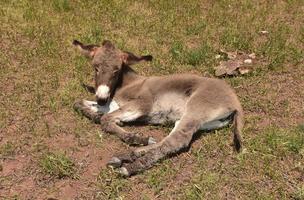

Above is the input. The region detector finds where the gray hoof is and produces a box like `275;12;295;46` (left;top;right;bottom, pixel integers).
107;157;122;168
148;137;157;145
119;167;130;177
73;100;84;111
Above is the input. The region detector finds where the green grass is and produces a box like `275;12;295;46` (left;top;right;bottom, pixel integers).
0;142;15;157
294;185;304;200
96;169;128;199
39;151;77;179
184;172;221;200
258;126;304;155
0;0;303;199
177;125;304;199
144;159;178;194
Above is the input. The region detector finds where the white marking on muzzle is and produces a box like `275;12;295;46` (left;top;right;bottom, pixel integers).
96;85;110;99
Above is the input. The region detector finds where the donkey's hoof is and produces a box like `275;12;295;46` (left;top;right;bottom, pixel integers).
119;167;130;177
73;100;83;111
107;157;122;168
148;137;157;145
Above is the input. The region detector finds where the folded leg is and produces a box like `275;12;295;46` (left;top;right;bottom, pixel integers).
74;99;156;146
73;99;119;123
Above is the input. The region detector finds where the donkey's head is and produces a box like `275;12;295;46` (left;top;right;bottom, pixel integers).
73;40;152;105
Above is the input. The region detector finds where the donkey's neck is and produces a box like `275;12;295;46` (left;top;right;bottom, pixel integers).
118;65;144;88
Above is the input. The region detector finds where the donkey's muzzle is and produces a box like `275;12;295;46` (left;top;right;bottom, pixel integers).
97;98;108;106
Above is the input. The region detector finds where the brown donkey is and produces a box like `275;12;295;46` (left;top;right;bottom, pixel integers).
73;40;244;177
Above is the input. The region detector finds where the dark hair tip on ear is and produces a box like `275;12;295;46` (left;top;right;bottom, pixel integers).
143;55;153;61
72;40;81;46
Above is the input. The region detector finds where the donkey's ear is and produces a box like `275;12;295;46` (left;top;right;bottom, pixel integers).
121;51;153;65
72;40;99;58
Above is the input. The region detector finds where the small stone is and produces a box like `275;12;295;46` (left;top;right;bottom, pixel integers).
244;59;252;64
248;53;256;59
259;30;269;35
119;167;130;177
238;66;250;75
215;55;221;59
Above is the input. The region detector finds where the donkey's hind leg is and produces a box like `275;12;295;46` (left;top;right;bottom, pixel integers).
107;121;181;169
118;117;201;177
108;116;233;169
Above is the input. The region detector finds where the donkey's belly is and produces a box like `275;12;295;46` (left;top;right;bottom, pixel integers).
148;93;186;124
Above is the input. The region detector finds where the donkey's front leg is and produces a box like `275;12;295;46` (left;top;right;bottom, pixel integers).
74;99;155;146
100;106;156;146
74;99;120;123
74;100;104;123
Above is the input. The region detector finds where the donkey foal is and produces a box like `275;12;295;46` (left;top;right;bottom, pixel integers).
73;40;244;177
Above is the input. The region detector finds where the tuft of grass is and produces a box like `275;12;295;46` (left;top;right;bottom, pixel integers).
262;126;304;155
184;172;220;199
170;41;184;61
183;44;214;67
52;0;71;12
297;124;304;132
0;142;15;157
220;28;252;51
39;151;77;179
294;185;304;200
96;168;129;200
258;24;290;71
170;41;215;67
81;26;104;44
145;160;176;194
288;125;304;154
244;125;304;161
186;21;207;36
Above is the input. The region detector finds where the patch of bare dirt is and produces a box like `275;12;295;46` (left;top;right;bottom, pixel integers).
237;66;304;129
1;155;28;176
0;154;35;199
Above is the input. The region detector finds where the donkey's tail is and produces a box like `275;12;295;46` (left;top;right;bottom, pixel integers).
233;109;243;152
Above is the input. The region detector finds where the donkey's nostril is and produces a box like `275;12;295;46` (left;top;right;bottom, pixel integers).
97;98;108;106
